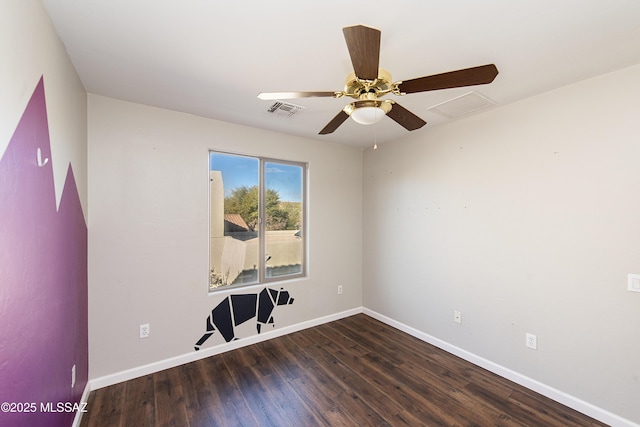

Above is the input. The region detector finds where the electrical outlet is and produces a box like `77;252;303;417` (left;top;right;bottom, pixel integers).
454;310;462;324
337;285;343;295
71;364;76;388
628;274;640;292
140;323;150;339
526;333;537;350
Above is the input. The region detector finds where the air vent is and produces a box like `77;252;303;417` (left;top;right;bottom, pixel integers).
428;91;495;118
267;101;305;117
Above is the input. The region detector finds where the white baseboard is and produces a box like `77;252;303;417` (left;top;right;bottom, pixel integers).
363;308;638;427
71;381;91;427
89;307;362;390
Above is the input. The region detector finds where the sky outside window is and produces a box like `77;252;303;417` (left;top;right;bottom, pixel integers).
210;152;302;202
209;152;258;196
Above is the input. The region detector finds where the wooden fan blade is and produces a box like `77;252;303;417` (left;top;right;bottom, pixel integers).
398;64;499;94
319;110;349;135
258;91;337;100
386;102;427;131
343;25;381;81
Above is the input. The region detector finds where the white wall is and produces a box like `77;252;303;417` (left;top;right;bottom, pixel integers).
87;95;363;378
363;64;640;423
0;0;87;214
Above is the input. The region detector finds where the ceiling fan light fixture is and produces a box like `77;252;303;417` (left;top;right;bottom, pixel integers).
350;106;386;125
345;99;392;125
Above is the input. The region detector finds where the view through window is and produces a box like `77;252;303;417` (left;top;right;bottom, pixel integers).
209;152;305;291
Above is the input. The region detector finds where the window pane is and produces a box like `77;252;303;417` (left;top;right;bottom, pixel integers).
265;161;303;279
209;153;259;290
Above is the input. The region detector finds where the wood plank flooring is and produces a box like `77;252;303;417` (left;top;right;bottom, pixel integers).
80;314;607;426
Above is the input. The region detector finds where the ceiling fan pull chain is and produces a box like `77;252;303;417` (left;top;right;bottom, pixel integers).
373;108;378;150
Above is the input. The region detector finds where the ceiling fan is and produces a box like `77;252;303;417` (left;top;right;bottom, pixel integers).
258;24;499;135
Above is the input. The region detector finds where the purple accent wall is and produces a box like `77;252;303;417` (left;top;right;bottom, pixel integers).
0;78;88;427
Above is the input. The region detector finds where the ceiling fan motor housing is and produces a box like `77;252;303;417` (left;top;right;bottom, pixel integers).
344;68;393;99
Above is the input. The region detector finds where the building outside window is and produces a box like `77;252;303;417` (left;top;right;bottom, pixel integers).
209;151;306;291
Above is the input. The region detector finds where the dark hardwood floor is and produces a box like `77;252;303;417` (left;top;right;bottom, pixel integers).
80;314;607;426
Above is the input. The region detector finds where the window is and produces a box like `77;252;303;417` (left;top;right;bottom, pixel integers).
209;151;306;291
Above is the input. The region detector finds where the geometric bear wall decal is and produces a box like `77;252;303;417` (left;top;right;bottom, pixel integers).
194;287;294;350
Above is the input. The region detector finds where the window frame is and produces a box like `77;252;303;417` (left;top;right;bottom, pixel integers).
208;150;307;292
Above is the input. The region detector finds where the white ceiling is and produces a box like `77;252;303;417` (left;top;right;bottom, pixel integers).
41;0;640;149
